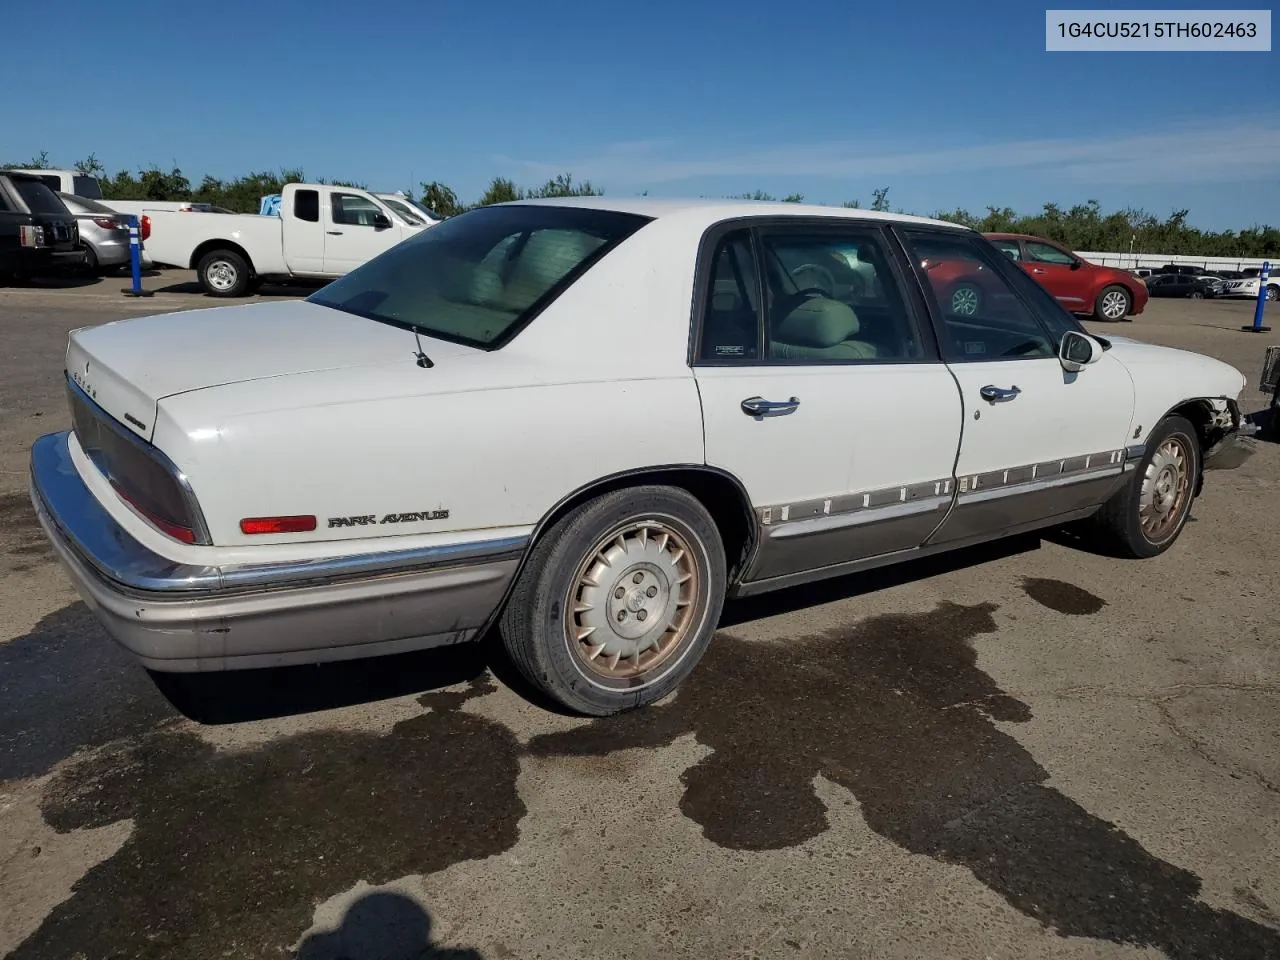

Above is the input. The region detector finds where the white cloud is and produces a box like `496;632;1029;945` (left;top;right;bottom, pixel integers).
495;115;1280;188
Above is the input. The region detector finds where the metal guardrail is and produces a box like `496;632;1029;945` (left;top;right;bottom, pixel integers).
1078;251;1280;271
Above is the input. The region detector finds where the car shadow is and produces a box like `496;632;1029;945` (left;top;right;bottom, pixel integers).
151;640;490;725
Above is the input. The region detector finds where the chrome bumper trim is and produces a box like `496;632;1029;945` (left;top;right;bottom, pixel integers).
30;431;527;598
29;430;528;672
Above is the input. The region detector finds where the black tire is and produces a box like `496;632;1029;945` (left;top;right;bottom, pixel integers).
1267;284;1279;303
1089;415;1200;558
80;244;99;275
499;485;726;716
1094;284;1132;322
197;249;251;297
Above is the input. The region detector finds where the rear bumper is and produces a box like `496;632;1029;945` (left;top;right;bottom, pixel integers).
87;236;132;267
29;431;528;672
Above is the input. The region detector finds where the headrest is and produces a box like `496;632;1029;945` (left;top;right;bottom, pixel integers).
773;297;860;347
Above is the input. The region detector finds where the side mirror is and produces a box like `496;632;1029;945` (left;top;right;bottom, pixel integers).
1069;260;1082;270
1059;331;1100;372
372;213;392;229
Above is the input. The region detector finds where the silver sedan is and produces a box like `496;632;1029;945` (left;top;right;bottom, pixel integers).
57;192;137;274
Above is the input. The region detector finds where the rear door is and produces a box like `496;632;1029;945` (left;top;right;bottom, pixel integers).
321;189;398;274
281;186;325;274
897;228;1135;547
693;218;963;586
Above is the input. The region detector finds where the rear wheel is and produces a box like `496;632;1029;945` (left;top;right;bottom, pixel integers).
1094;284;1131;321
197;249;251;297
500;486;726;716
1089;415;1199;558
1267;284;1279;302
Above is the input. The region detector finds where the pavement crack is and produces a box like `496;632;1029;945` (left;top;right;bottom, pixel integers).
1154;700;1280;797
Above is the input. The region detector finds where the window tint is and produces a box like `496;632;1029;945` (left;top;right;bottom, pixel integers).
1025;240;1076;265
73;176;103;200
901;231;1055;362
990;238;1022;261
12;178;66;215
699;230;761;361
308;204;650;349
0;189;10;212
331;192;383;226
758;228;923;362
294;189;319;222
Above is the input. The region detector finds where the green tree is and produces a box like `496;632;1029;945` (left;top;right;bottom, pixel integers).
477;177;520;207
419;181;462;218
870;186;891;212
524;172;601;198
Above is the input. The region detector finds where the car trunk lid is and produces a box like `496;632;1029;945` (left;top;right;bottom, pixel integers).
65;298;479;441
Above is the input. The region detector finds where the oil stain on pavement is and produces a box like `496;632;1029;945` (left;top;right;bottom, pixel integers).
0;491;54;574
9;676;524;960
531;600;1280;959
1021;577;1107;615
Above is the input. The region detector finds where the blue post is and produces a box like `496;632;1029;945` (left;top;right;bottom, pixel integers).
1242;260;1272;333
120;214;153;298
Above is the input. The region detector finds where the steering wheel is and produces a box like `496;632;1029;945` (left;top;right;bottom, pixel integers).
789;263;835;298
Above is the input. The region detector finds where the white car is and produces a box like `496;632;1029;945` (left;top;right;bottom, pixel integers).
29;198;1258;716
1217;275;1279;301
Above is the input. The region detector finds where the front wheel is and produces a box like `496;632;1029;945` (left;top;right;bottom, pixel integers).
197;249;251;297
1267;284;1279;302
1089;415;1200;558
1094;284;1132;321
499;485;726;716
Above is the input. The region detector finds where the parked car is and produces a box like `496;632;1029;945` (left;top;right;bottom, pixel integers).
374;192;441;228
57;192;144;275
1145;273;1221;299
8;168;104;201
1154;264;1204;277
137;182;431;296
1218;275;1280;301
29;198;1257;716
984;233;1148;321
0;170;84;282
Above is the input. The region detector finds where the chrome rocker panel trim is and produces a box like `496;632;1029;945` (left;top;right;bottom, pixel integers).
29;431;527;672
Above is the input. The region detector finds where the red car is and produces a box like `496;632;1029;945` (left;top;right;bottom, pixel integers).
983;232;1147;321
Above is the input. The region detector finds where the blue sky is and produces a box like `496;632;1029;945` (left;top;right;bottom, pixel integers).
4;0;1277;229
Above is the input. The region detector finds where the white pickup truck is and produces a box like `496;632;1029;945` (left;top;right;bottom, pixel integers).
137;182;430;296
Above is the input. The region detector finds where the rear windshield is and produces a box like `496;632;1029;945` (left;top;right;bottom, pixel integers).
73;175;103;200
12;178;67;216
308;204;651;348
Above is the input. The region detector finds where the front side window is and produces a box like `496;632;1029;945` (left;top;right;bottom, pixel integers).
331;192;384;227
308;204;651;349
1025;240;1077;265
901;231;1056;362
990;238;1022;261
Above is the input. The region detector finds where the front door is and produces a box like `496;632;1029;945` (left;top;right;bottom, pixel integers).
1021;238;1092;313
896;228;1136;546
322;191;399;274
693;222;964;585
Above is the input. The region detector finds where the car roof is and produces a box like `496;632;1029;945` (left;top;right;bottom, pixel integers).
981;232;1060;242
504;195;967;230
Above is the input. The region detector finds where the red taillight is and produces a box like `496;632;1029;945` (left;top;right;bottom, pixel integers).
111;480;197;544
140;215;151;242
92;217;119;230
240;515;317;535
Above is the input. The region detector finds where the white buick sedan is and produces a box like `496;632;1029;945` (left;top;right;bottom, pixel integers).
30;198;1258;715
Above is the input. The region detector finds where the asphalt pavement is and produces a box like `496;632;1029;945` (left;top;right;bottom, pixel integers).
1;271;1278;960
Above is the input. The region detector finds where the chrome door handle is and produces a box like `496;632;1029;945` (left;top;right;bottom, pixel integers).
326;230;343;235
979;384;1021;402
741;395;800;417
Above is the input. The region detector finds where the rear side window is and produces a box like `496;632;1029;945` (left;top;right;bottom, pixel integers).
309;204;650;349
294;189;319;222
12;178;66;215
